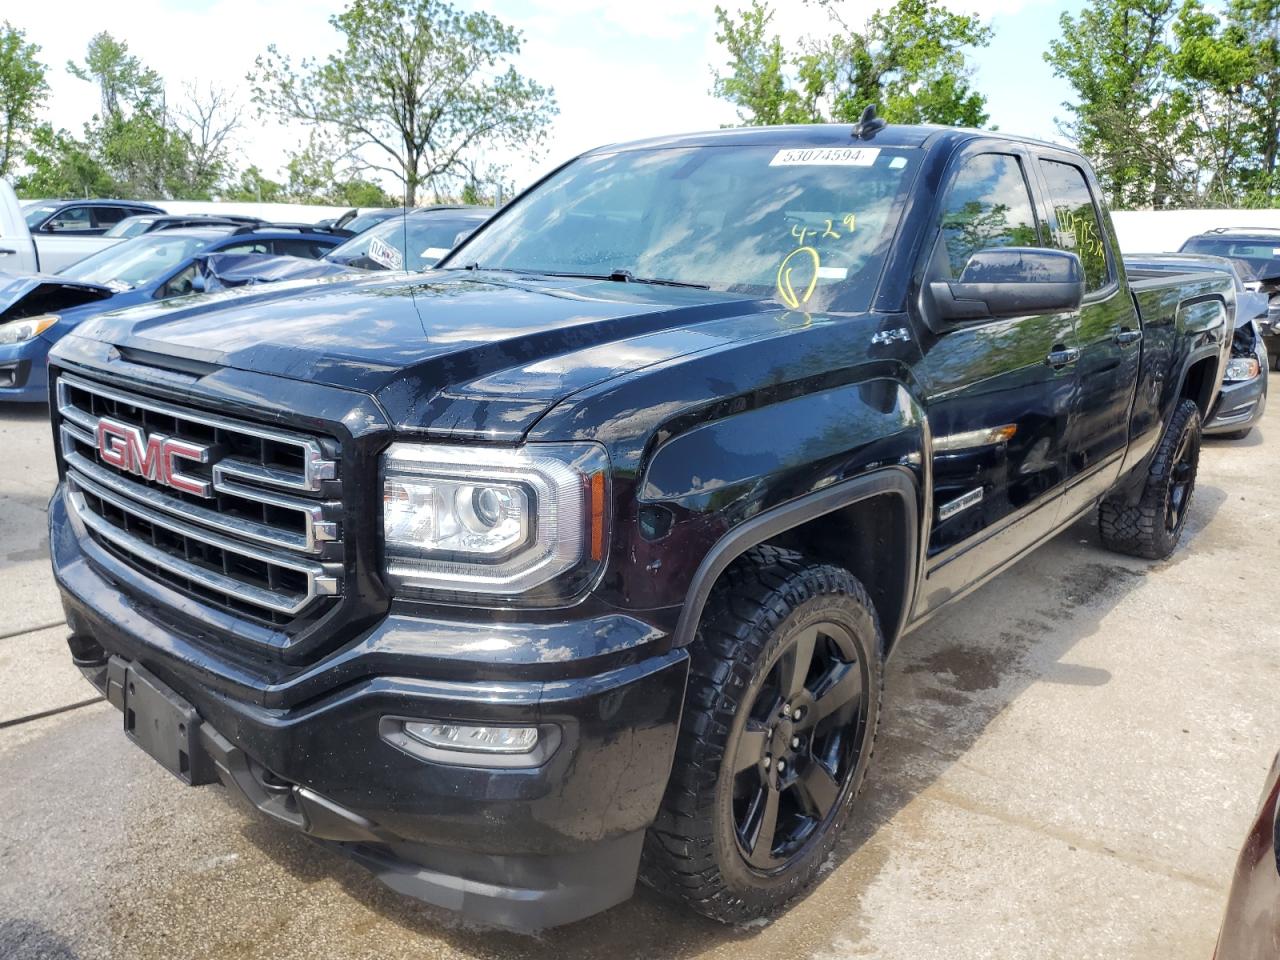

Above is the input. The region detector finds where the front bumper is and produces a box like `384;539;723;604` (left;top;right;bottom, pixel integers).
0;335;51;401
51;488;689;929
1205;362;1268;435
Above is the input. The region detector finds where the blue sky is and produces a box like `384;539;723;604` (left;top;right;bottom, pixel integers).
11;0;1086;189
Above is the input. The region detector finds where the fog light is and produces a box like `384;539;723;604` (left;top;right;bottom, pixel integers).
404;720;539;754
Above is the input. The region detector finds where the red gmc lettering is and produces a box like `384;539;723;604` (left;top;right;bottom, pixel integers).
95;417;212;498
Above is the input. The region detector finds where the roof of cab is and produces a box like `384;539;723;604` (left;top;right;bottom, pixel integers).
582;123;1076;157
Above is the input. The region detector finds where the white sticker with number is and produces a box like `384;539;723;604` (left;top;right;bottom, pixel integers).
368;235;404;270
770;147;880;167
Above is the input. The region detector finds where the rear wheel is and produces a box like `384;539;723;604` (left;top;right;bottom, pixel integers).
1098;398;1201;560
643;547;883;924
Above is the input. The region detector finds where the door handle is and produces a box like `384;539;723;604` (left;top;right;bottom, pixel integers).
1045;346;1080;368
1115;328;1142;346
0;248;15;256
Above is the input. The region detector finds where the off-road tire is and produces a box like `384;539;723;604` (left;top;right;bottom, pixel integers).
1098;398;1201;560
641;546;884;924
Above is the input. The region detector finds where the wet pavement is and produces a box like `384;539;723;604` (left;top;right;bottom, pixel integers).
2;397;1278;959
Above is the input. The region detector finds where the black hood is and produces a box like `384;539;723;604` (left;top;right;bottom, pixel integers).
72;269;778;435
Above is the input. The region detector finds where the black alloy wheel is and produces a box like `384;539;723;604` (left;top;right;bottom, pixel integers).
1164;423;1198;536
732;621;868;871
1098;397;1202;560
643;547;884;923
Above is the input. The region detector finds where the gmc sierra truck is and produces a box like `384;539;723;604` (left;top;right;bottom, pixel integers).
42;122;1231;930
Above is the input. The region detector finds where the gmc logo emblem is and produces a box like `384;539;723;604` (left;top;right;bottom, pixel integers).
96;417;214;498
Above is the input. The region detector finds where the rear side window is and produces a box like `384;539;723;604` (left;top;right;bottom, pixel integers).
935;154;1040;278
1039;159;1110;293
273;239;330;258
220;241;270;255
91;206;129;228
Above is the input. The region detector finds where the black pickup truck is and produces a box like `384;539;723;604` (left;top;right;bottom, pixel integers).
46;122;1231;930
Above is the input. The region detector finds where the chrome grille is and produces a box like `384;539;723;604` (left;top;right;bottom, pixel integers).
56;372;342;625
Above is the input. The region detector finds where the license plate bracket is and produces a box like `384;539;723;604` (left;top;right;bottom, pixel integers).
108;657;216;785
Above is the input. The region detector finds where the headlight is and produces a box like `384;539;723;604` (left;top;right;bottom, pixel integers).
382;442;608;601
1224;357;1261;382
0;314;58;345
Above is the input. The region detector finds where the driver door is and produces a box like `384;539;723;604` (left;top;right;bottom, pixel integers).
915;146;1081;612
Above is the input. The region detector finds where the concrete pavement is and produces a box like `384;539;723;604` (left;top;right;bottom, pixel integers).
1;397;1277;960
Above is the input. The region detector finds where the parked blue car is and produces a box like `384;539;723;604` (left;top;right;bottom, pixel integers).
0;224;345;402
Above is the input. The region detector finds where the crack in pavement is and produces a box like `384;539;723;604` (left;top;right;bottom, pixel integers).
0;696;105;730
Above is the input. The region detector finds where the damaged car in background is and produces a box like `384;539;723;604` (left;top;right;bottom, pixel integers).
198;205;493;290
0;223;345;402
1179;227;1280;371
1125;252;1268;440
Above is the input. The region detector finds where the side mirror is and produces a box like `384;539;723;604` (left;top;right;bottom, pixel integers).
929;247;1084;323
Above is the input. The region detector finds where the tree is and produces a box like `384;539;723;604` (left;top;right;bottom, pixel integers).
711;0;992;128
251;0;557;204
63;33;233;200
1172;0;1280;207
712;2;817;125
1046;0;1280;209
173;82;243;196
67;32;162;121
0;22;48;179
222;164;286;203
277;132;397;205
14;123;114;198
1045;0;1190;208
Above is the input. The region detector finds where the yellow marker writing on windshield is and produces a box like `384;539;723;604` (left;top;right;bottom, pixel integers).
777;246;820;309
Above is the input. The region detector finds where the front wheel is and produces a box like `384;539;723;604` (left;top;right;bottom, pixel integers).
642;547;883;924
1098;398;1202;560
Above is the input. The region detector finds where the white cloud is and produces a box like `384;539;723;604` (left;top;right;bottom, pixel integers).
9;0;1063;196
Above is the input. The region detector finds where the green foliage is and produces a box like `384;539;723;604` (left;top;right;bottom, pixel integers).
58;32;241;200
67;32;162;121
222;165;287;203
712;2;817;124
1046;0;1280;208
13;123;113;198
250;0;557;204
712;0;992;128
280;134;399;205
0;22;48;179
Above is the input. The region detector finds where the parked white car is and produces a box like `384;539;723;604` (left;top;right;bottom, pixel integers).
21;198;165;272
0;182;37;274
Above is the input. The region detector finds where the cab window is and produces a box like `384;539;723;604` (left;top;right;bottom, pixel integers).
220;241;270;255
157;265;197;299
1039;159;1111;292
934;153;1040;279
44;206;95;233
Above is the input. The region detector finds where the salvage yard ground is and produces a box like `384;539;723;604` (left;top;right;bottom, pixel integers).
1;397;1277;960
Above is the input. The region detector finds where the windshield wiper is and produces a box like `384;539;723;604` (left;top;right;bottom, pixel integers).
538;268;709;289
457;265;709;289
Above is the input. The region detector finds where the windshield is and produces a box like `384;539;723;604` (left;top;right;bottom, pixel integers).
1179;237;1280;280
450;144;919;311
343;208;403;235
105;218;155;239
23;204;57;228
59;234;219;289
328;213;484;271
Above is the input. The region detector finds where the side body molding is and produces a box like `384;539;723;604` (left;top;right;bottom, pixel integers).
671;467;920;650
